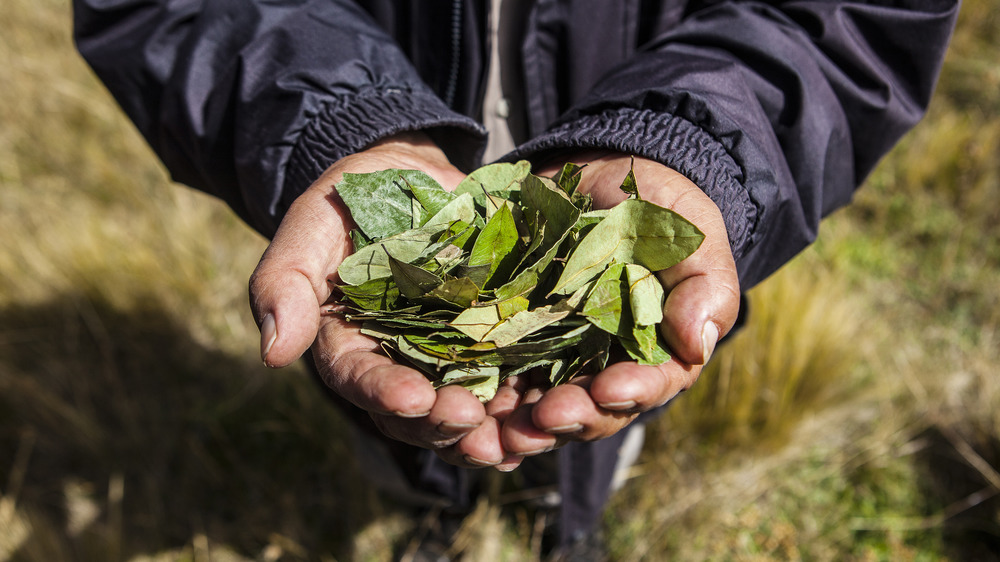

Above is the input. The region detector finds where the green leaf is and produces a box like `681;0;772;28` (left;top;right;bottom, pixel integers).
488;322;593;363
622;323;671;366
468;203;522;289
393;334;456;373
407;178;457;220
438;365;501;402
551;199;705;295
349;229;372;252
552;162;585;196
387;254;442;299
454;161;530;200
496;296;530;318
581;263;628;335
520;174;581;255
423;193;476;228
337;277;400;311
624;263;664;326
483;299;577;347
494;175;582;300
338;225;445;285
336;169;440;240
620;157;639;199
426;277;481;309
449;305;503;341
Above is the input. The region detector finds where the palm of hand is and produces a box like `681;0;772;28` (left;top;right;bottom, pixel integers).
249;138;740;471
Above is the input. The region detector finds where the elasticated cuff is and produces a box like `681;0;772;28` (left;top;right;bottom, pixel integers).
282;88;487;205
509;107;758;264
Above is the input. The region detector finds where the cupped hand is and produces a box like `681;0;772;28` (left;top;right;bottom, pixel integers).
498;153;742;456
248;132;516;469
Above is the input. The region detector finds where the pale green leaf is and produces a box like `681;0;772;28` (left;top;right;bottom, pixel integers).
620;157;639;198
468;203;522;288
337;277;400;311
496;296;530;318
494;176;581;300
408;179;457;220
338;226;443;285
438;365;501;402
336;169;439;239
387;254;442;299
483;299;577;347
449;305;503;341
552;162;585;196
625;263;664;326
454;161;530;199
426;277;481;309
423;192;476;227
551;199;705;295
581;263;627;335
622;323;671;365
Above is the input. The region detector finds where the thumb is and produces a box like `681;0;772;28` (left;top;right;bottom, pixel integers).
249;188;354;367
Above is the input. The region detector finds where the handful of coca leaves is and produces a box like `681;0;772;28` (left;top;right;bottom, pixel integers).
334;160;704;402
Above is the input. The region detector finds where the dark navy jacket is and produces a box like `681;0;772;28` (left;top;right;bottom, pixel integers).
73;0;959;289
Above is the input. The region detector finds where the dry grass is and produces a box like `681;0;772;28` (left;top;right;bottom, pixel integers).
2;0;999;560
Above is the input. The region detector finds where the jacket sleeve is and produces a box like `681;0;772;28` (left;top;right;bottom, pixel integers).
72;0;486;238
511;0;959;289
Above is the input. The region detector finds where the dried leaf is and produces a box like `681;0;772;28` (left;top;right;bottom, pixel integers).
622;323;671;365
338;226;443;285
468;203;522;289
387;254;442;299
483;299;577;347
624;263;664;326
580;263;628;335
551;199;704;295
426;277;481;309
338;277;400;311
620;157;639;199
449;305;503;341
336;169;439;240
454;161;530;200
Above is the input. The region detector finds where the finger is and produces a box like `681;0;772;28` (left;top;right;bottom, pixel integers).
249;187;354;367
499;387;569;456
530;377;638;441
484;372;531;423
313;313;438;417
500;404;559;457
652;187;740;366
435;416;508;468
564;154;741;365
370;384;486;449
587;359;700;415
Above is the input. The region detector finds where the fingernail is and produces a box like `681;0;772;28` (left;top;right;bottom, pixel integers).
517;446;555;456
464;455;500;468
392;410;431;419
260;313;277;365
547;423;583;434
701;321;719;365
599;400;637;411
438;421;479;435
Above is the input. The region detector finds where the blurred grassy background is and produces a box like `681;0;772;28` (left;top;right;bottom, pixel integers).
1;0;997;560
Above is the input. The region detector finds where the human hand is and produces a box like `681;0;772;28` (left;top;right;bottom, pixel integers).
495;153;741;456
249;132;519;469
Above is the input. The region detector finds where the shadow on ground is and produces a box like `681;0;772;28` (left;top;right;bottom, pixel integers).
0;292;386;560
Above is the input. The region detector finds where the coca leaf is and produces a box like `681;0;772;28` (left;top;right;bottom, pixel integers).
625;263;664;326
387;254;442;299
551;199;704;295
336;169;439;240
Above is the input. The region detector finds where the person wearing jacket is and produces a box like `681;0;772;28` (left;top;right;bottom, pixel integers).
73;0;959;555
